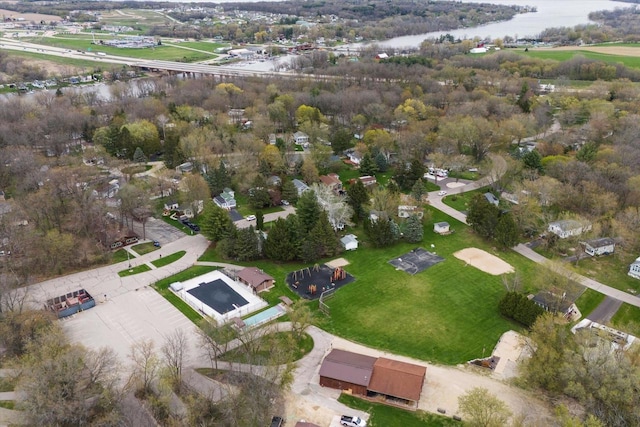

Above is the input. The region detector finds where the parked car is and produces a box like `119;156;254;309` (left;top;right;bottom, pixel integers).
341;415;366;427
270;416;284;427
245;215;256;221
438;190;447;196
153;241;161;247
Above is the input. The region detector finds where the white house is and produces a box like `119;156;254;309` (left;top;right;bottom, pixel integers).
214;189;236;210
582;238;616;257
434;221;450;235
346;151;362;165
629;257;640;280
398;205;424;219
548;220;591;239
470;47;487;54
292;179;310;196
293;131;309;145
340;234;358;251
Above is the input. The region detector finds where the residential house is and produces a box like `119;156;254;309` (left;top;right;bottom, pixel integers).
532;290;576;317
267;175;282;187
629;257;640;280
319;173;342;193
268;133;277;145
175;162;193;174
548;220;591;239
346;151;362;166
340;234;358;251
293;131;309;146
582;238;616;257
292;179;310;196
484;192;499;206
375;52;389;60
213;188;236;210
398;205;424;219
164;201;180;211
359;175;377;187
434;222;450;235
236;267;275;293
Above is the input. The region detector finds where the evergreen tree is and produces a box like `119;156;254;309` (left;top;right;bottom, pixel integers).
206;162;232;196
495;212;519;248
256;211;264;231
200;202;235;242
359;152;378;176
522;149;542;171
386;179;400;194
347;180;369;222
374;151;388;172
234;226;261;261
248;175;271;209
365;218;398;248
312;212;341;258
404;214;424;243
296;190;321;234
330;126;354;154
411;179;426;203
133;147;147;164
280;178;299;204
466;194;500;239
264;218;297;261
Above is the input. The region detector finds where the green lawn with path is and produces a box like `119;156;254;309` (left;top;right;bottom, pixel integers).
112;248;133;263
151;250;186;268
131;242;160;256
220;332;314;364
339;394;458;427
118;264;151;277
441;188;487;212
574;288;605;318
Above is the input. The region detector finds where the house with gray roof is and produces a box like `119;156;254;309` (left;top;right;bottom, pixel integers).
292;179;310;196
548;219;591;239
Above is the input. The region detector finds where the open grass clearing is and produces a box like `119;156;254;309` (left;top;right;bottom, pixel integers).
152;265;217;324
338;394;458;427
118;264;151;277
219;332;314;364
0;401;15;410
165;40;227;52
520;48;640;70
571;254;640;294
131;242;159;256
22;37;216;62
611;304;640;337
151;250;186;268
111;248;133;263
574;288;605;319
441;187;486;212
0;49;111;69
202;207;535;365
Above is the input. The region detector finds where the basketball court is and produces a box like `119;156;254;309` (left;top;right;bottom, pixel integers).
388;248;444;275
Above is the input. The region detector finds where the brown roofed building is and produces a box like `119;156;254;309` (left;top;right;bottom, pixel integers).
236;267;275;293
368;357;426;405
319;349;376;396
319;173;342;193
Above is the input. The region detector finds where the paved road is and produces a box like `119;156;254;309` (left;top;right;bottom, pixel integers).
586;296;623;323
234;205;296;229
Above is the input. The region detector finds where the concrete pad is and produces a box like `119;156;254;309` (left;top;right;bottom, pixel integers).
325;258;350;269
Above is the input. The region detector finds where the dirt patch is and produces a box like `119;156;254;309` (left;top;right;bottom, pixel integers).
453;247;514;275
325;258;349;269
537;45;640;57
0;8;62;22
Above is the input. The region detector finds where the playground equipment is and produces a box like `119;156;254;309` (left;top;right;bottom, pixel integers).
332;266;347;282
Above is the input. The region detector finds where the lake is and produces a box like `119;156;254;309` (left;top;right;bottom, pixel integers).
375;0;632;48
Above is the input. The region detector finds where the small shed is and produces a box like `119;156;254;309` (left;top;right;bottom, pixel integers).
434;222;450;235
341;234;359;251
582;237;616;257
236;267;275;293
319;349;376;396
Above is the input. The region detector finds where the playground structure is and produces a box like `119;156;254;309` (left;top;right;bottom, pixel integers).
45;289;96;319
287;264;354;300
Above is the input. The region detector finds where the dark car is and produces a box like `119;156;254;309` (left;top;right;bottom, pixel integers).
270;416;283;427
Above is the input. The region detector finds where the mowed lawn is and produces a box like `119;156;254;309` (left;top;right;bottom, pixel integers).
318;208;535;365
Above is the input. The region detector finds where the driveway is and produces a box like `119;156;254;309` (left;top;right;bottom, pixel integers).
586;296;623;323
235;205;296;229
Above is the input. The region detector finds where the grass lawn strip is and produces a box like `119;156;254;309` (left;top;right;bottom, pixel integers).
152;265;217;324
574;288;606;318
338;393;458;427
131;242;160;256
112;249;133;263
611;304;640;337
118;264;151;277
151;251;186;268
219;332;314;364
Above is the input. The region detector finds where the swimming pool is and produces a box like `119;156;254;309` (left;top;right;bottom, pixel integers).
244;304;286;328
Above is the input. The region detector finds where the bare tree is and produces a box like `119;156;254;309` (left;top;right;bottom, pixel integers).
129;339;161;397
198;318;237;370
161;329;189;392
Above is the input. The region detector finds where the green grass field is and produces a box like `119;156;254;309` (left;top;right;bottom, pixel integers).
151;250;186;268
574;288;605;318
131;242;160;255
611;304;640;337
0;49;112;69
519;49;640;70
441;188;486;212
112;249;133;263
220;332;314;364
118;264;151;277
571;254;640;294
23;37;217;62
339;394;458;427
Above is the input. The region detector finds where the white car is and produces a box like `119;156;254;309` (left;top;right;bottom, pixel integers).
341;415;366;427
438;190;447;196
245;215;256;221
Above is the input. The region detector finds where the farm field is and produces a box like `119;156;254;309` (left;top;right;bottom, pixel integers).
521;46;640;69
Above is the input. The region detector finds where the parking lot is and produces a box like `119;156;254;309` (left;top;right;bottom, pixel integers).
130;216;186;246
